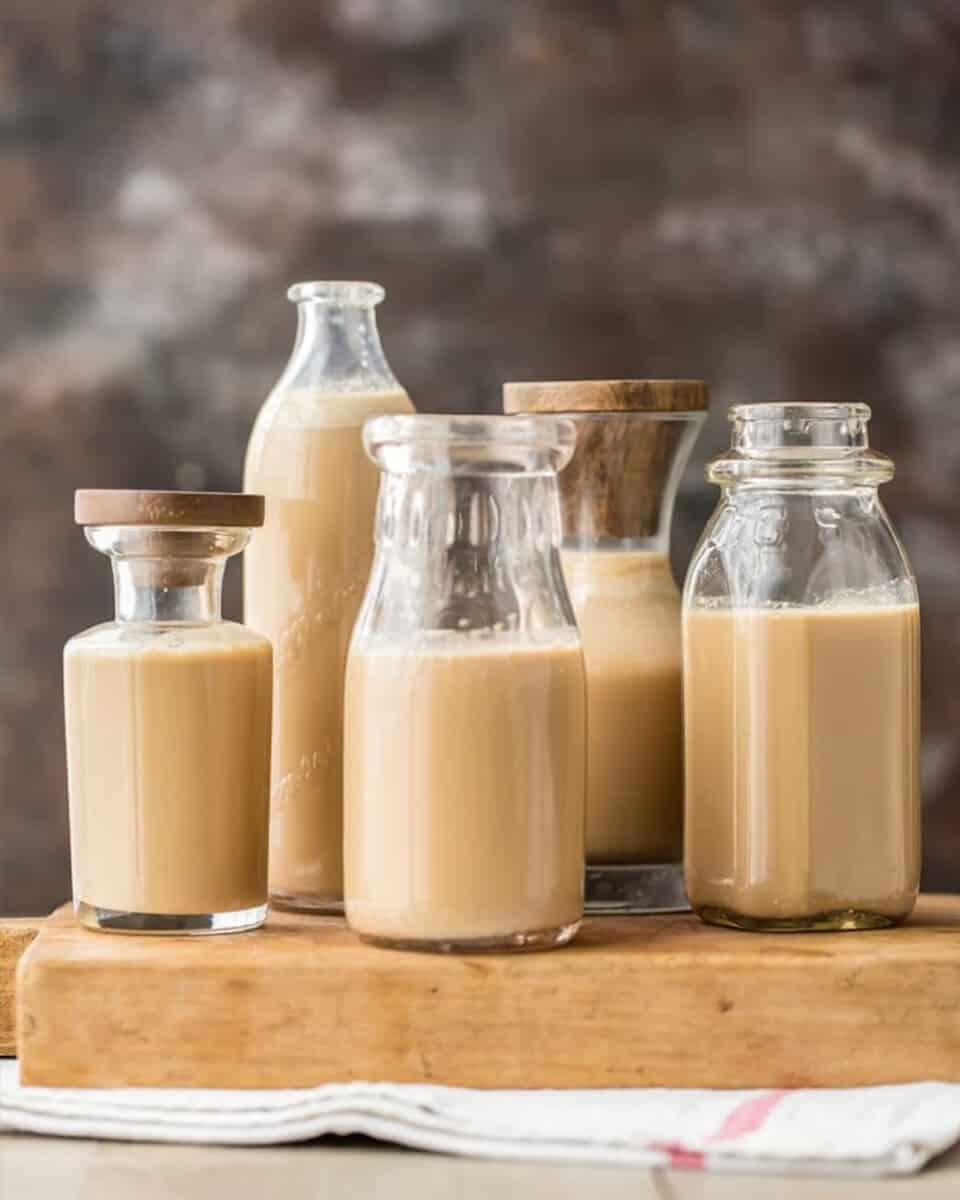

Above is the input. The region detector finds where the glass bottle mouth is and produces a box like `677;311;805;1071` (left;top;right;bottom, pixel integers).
711;402;892;485
729;402;871;453
364;414;577;476
287;281;385;307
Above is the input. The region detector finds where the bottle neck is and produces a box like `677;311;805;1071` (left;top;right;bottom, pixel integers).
85;526;250;625
286;299;398;389
376;471;565;555
364;470;576;637
112;558;225;624
710;403;893;488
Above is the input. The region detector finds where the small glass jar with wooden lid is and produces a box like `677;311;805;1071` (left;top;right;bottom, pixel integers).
504;381;707;914
64;490;273;934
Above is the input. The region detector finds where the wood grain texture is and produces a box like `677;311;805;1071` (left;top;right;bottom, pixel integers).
74;490;264;528
0;918;43;1055
15;896;960;1089
559;414;697;540
503;380;709;413
505;380;708;541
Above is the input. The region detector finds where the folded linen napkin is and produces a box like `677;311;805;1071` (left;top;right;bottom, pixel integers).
2;1061;959;1177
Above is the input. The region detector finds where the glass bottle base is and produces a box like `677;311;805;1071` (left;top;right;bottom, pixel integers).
585;862;689;915
75;900;267;935
695;905;906;933
270;890;344;916
354;918;581;954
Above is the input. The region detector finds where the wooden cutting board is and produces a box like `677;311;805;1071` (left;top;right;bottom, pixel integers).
0;917;44;1055
15;895;960;1089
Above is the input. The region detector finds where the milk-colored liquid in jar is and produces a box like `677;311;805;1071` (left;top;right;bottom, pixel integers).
244;388;412;907
683;603;921;924
65;630;272;915
563;549;683;863
344;632;586;944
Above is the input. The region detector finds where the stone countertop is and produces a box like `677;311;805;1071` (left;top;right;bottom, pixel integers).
2;1135;960;1199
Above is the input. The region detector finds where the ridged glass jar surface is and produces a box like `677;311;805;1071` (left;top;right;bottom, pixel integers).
683;404;920;932
243;282;413;914
344;415;587;953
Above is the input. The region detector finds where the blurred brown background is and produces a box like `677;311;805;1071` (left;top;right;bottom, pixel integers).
2;1;959;913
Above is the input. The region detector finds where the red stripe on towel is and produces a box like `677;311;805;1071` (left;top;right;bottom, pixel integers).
649;1142;706;1170
708;1090;789;1143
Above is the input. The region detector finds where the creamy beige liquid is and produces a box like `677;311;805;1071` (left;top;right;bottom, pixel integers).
244;388;412;907
683;604;921;925
65;630;272;915
563;550;683;863
344;633;586;944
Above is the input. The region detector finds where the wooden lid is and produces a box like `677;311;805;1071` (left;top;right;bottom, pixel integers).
503;379;709;414
75;490;265;528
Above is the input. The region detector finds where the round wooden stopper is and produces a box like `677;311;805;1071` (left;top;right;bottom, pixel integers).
503;379;708;415
75;490;265;528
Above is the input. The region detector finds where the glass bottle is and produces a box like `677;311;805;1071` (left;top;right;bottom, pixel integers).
504;380;707;914
344;415;586;952
683;403;921;931
244;281;414;914
64;490;272;934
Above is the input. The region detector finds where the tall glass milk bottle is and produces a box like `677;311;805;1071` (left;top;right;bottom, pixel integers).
244;281;413;912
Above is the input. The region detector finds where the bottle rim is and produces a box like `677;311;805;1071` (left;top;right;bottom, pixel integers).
287;281;386;307
364;414;577;474
728;402;871;424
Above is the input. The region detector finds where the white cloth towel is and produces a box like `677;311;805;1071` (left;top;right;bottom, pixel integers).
2;1061;960;1177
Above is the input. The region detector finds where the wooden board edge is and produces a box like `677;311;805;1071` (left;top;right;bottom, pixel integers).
0;918;46;1056
14;895;960;1089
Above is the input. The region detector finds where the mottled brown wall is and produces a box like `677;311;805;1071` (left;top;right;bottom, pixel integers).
2;0;959;913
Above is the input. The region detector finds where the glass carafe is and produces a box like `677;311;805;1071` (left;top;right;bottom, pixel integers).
504;380;707;914
344;415;587;952
683;403;921;931
64;490;272;934
244;281;414;914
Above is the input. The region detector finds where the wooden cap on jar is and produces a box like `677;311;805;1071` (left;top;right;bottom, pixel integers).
75;490;265;528
503;379;709;415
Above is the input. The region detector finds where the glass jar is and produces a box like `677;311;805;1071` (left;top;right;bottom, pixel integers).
683;403;921;931
244;281;414;914
344;415;587;952
504;380;707;914
64;490;272;934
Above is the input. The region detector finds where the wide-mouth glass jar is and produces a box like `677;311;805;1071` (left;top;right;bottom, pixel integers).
505;380;707;914
65;490;273;935
683;403;920;932
344;415;587;953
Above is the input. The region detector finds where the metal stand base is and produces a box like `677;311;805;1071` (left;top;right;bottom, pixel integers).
585;863;689;915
